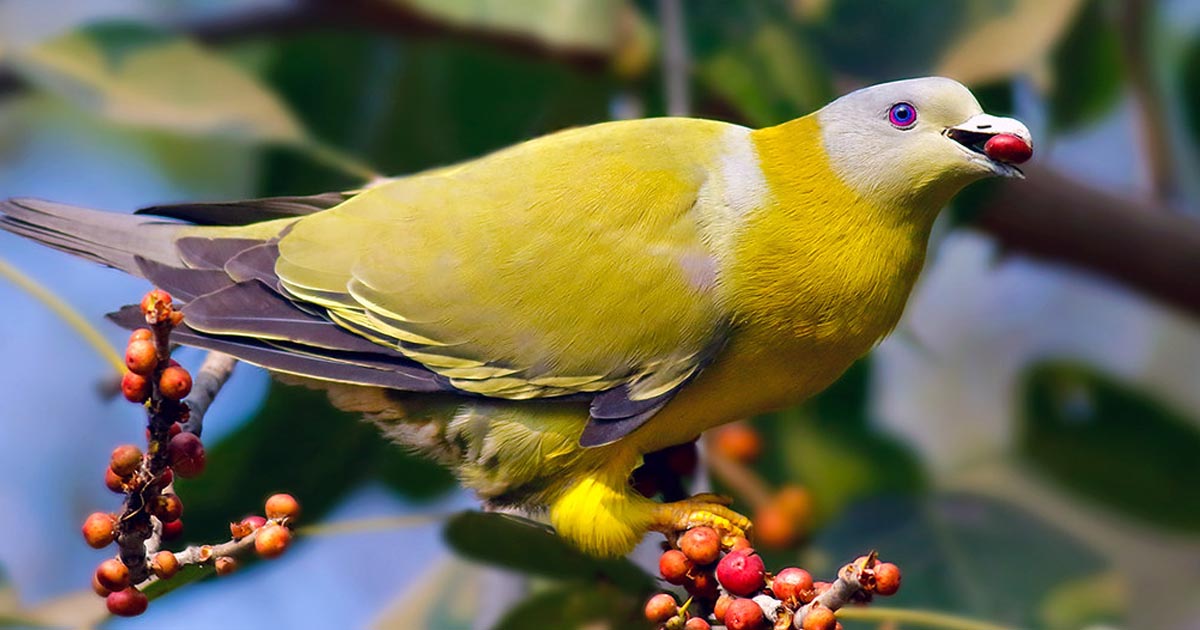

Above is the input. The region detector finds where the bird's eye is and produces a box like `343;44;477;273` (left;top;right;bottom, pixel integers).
888;102;917;129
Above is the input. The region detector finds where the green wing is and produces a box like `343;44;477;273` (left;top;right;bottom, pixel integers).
275;118;734;403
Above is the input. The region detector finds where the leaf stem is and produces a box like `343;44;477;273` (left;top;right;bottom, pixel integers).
0;256;123;375
298;140;381;183
836;606;1022;630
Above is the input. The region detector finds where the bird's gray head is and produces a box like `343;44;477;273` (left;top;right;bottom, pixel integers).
817;77;1032;210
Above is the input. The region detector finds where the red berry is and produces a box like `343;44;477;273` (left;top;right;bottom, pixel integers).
724;597;765;630
230;515;267;540
771;567;814;604
713;422;762;464
95;558;129;592
874;562;901;596
265;493;301;522
140;289;172;317
153;493;184;523
91;573;111;597
124;339;158;375
129;328;153;343
716;549;766;597
643;593;678;624
684;618;711;630
151;551;179;580
255;523;292;558
104;467;127;493
983;133;1032;164
106;587;148;617
168;432;205;477
161;519;184;541
713;594;732;624
685;569;719;600
109;445;142;477
801;603;837;630
215;556;238;576
658;549;692;585
159;366;192;400
121;372;151;403
679;526;720;565
82;512;116;549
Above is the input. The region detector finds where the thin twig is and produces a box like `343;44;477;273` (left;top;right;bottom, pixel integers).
836;606;1021;630
658;0;691;116
181;352;238;438
1116;0;1178;204
0;256;123;375
704;440;772;509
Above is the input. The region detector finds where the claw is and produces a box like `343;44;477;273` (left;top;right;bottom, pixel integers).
649;495;753;548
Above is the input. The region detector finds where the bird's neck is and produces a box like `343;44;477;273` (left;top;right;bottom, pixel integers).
725;116;937;346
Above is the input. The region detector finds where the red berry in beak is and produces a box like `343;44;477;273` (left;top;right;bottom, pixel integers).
983;133;1032;164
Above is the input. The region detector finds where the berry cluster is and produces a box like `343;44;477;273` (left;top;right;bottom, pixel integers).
79;289;300;617
645;526;901;630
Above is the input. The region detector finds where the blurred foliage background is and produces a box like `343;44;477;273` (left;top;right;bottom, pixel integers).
0;0;1198;629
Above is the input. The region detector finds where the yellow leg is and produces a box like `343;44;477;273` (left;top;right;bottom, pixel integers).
549;454;752;557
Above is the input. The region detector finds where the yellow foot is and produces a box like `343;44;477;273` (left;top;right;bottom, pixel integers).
649;493;753;547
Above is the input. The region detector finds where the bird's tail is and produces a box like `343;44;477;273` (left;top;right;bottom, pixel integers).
0;197;188;275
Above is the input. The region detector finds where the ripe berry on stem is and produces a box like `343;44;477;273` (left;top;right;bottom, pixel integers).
151;551;179;580
873;562;901;596
801;603;837;630
723;597;765;630
255;523;292;558
658;549;692;585
771;567;814;604
124;340;158;376
106;588;148;617
167;432;206;477
716;549;766;597
678;526;720;565
95;558;130;592
643;593;678;624
159;366;192;400
82;512;116;549
264;493;301;522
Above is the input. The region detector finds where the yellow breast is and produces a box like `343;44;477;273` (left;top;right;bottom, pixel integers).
634;115;936;452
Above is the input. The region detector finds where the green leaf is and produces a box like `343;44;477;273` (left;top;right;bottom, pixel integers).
393;0;626;52
443;511;653;594
936;0;1084;85
257;33;612;194
815;493;1107;629
1047;0;1123;132
10;22;306;143
174;382;454;545
1019;361;1200;531
493;584;647;630
811;0;967;80
697;23;831;126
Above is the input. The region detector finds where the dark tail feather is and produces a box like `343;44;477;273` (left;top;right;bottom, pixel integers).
0;198;185;274
136;193;348;225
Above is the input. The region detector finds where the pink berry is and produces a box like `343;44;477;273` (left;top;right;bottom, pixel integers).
168;432;205;477
716;549;766;597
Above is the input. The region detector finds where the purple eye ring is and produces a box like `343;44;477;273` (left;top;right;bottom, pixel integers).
888;102;917;128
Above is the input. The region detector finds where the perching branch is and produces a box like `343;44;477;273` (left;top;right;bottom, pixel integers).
974;166;1200;318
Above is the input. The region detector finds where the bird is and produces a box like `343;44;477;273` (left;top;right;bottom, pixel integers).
0;76;1031;557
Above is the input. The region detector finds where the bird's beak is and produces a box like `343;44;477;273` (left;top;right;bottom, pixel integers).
944;113;1033;179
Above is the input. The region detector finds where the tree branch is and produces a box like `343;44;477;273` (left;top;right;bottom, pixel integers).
181;352;237;438
974;166;1200;318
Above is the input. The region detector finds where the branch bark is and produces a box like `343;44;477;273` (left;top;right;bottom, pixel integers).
974;166;1200;318
181;352;237;438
